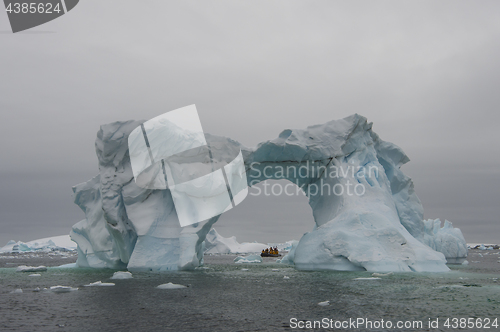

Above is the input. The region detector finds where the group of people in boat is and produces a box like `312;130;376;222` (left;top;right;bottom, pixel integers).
262;247;279;255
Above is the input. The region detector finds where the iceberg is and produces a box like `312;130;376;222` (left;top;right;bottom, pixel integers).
70;114;467;272
421;219;468;263
1;235;77;253
279;240;299;265
204;228;267;254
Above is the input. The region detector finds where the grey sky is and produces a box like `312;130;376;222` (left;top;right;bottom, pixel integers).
0;0;499;245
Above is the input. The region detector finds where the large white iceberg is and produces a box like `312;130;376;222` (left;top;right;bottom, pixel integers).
70;114;467;272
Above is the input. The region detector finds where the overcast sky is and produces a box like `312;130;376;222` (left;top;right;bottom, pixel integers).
0;0;499;246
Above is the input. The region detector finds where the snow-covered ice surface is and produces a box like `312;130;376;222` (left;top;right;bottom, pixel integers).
70;114;467;272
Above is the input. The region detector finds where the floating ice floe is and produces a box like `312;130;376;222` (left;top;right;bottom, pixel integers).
234;255;262;264
283;276;290;279
10;289;23;294
16;265;47;272
354;277;381;280
372;272;393;277
84;281;115;287
111;271;133;280
241;268;249;271
49;286;78;293
318;301;330;306
28;274;41;277
157;282;187;289
55;263;78;269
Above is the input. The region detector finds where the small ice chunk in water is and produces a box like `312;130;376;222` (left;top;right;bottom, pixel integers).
283;276;290;279
241;268;249;271
354;277;381;280
234;254;262;264
29;274;41;277
56;263;77;269
50;286;78;293
318;301;330;306
110;271;133;280
272;269;279;271
16;265;47;272
84;281;115;287
10;289;23;294
157;282;187;289
372;272;393;277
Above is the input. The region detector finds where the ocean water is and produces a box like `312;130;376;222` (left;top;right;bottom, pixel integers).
0;250;499;332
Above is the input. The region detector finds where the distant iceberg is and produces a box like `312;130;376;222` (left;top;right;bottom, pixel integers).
16;265;47;272
1;235;77;253
204;228;267;254
69;114;467;272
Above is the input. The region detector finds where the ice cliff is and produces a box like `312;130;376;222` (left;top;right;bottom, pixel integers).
70;114;467;272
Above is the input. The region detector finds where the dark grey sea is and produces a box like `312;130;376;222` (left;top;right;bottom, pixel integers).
0;250;499;332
